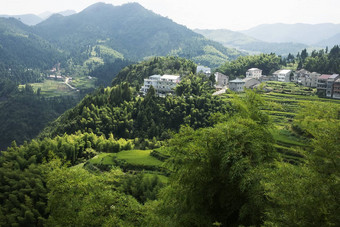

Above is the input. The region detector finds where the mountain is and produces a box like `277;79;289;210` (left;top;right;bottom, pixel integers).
34;2;242;68
38;10;77;20
316;33;340;47
0;17;64;69
0;14;43;26
241;23;340;46
194;29;308;55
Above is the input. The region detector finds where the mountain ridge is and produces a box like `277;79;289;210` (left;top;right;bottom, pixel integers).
33;2;242;68
240;23;340;45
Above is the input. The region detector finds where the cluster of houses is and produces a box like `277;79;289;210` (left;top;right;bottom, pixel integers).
140;65;340;99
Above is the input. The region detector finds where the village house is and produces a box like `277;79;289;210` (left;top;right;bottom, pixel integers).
197;65;211;76
259;75;277;82
246;68;262;79
273;69;292;82
140;74;180;96
317;74;332;97
333;78;340;99
244;77;261;89
294;69;320;87
214;72;228;90
326;74;339;98
229;78;245;92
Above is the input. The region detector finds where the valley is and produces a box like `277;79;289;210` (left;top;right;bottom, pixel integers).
0;1;339;227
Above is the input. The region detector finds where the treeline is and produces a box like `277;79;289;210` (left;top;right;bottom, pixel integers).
40;80;231;142
1;90;338;226
216;53;282;79
0;80;79;150
89;59;133;87
0;132;138;226
112;56;196;87
0;18;65;70
216;45;340;80
299;45;340;74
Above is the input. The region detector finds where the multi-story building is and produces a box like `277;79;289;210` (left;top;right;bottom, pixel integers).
214;72;228;90
333;78;340;99
273;69;292;82
326;74;339;98
246;68;262;79
140;74;180;96
294;69;320;88
229;78;245;92
317;74;332;97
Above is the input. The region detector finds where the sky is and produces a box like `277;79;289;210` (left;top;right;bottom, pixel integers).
0;0;339;30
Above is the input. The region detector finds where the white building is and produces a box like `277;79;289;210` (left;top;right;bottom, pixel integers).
229;78;245;92
140;74;180;96
273;69;292;82
246;68;262;79
214;72;229;89
197;65;211;76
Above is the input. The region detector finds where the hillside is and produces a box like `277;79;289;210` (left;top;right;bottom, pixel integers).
316;32;340;47
0;17;64;69
241;23;340;46
0;14;43;26
195;28;308;55
34;2;242;68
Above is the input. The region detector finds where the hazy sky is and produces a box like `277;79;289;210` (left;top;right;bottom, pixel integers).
1;0;339;30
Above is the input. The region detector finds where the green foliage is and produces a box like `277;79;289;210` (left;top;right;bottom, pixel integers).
263;103;340;226
90;59;133;86
217;53;281;80
0;18;65;70
120;173;165;203
154;91;275;226
40;80;231;142
295;45;340;74
175;73;214;96
34;3;242;68
47;167;143;226
0;83;79;150
112;56;196;87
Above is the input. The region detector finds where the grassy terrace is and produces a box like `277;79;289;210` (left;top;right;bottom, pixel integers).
223;82;340;162
20;80;77;97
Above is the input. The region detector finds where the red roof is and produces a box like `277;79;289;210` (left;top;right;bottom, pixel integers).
318;74;332;79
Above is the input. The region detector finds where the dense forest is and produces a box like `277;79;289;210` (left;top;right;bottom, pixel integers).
0;85;338;226
0;2;339;225
0;79;80;150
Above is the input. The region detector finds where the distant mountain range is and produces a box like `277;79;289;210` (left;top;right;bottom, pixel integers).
0;10;76;26
0;18;64;68
194;29;308;56
240;23;340;46
33;2;242;68
1;2;340;70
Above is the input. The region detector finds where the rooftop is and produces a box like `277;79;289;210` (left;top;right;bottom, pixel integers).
161;75;180;80
274;69;291;74
318;74;332;80
328;74;339;80
248;68;261;71
230;78;245;83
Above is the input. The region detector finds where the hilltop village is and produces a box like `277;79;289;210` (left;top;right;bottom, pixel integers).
140;65;340;99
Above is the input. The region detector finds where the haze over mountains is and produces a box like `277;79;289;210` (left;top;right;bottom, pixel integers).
1;2;339;59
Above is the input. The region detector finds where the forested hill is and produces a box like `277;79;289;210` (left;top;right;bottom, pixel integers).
34;2;242;68
39;56;225;140
0;18;64;69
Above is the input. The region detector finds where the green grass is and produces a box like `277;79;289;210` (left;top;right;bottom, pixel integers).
144;173;168;184
87;150;163;167
70;76;97;90
115;150;163;167
21;80;77;97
